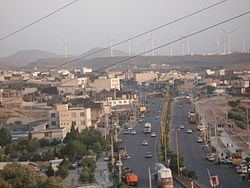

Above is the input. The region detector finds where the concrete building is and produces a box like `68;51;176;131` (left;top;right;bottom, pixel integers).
81;67;92;75
91;77;120;91
0;89;22;108
134;72;157;85
49;104;91;133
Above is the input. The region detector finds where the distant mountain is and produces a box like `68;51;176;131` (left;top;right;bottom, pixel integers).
79;47;130;59
0;49;63;66
0;60;19;69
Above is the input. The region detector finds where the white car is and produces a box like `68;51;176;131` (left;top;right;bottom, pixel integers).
130;130;136;135
151;132;156;137
186;129;193;134
155;116;160;119
179;125;185;129
197;137;203;143
142;140;148;146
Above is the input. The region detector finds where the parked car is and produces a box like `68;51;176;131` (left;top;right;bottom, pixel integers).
208;155;215;162
142;140;148;146
155;116;160;119
145;152;152;158
235;164;248;174
116;161;123;168
197;137;203;143
138;119;143;123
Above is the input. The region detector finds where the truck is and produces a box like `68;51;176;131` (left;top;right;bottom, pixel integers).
122;166;138;186
144;122;152;133
154;163;174;188
232;152;243;166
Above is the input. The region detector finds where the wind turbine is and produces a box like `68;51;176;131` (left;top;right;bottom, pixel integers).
61;38;69;58
147;32;157;56
180;30;191;55
128;37;132;56
107;35;115;57
222;29;234;54
166;37;175;56
142;42;148;56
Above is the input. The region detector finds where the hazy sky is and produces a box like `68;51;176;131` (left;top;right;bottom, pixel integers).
0;0;250;57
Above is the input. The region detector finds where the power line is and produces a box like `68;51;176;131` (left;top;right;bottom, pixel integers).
21;0;228;71
0;0;80;41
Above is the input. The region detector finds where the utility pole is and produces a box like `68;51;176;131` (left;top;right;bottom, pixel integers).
246;100;249;147
176;130;180;176
164;131;167;162
119;153;122;183
111;136;114;166
148;166;152;188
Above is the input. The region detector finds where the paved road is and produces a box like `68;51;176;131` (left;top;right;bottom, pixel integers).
171;97;250;188
120;97;183;188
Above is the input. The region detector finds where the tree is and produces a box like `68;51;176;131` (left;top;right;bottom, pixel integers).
92;142;102;156
46;166;55;177
0;178;13;188
56;159;70;179
27;138;40;153
0;163;47;188
79;169;89;183
82;157;96;172
0;127;11;147
43;177;67;188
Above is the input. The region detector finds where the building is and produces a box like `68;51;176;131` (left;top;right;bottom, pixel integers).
91;77;120;91
0;89;22;108
49;104;91;133
81;67;92;75
134;72;157;85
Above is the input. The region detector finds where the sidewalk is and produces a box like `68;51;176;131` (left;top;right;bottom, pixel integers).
94;152;113;188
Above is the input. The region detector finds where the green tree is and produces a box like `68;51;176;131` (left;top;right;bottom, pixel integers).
79;169;89;183
0;127;11;147
27;138;40;153
0;178;13;188
46;166;55;177
82;157;96;172
0;163;47;188
43;177;67;188
56;159;70;179
92;142;102;156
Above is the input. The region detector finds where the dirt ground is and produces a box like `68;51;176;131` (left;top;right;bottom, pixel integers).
199;95;250;155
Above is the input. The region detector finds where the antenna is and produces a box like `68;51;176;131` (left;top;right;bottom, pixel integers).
142;42;148;56
166;37;175;56
128;37;131;56
107;35;115;57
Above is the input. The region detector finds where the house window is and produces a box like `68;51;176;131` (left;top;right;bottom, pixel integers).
80;112;84;117
72;121;76;126
51;113;56;118
51;121;56;126
44;132;52;138
81;121;85;125
71;112;76;118
119;101;122;104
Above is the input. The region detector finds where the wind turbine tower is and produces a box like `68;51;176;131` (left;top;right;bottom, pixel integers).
222;29;234;54
148;32;157;56
61;38;69;58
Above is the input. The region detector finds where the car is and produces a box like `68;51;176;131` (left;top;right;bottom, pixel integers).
127;127;133;131
145;152;152;158
178;105;183;108
138;119;143;123
207;155;215;162
155;116;160;119
225;158;233;165
130;130;136;135
104;155;110;161
115;161;123;168
186;129;193;134
179;125;185;129
140;114;145;118
142;140;148;146
197;137;203;143
123;130;130;134
235;164;248;174
151;132;157;137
